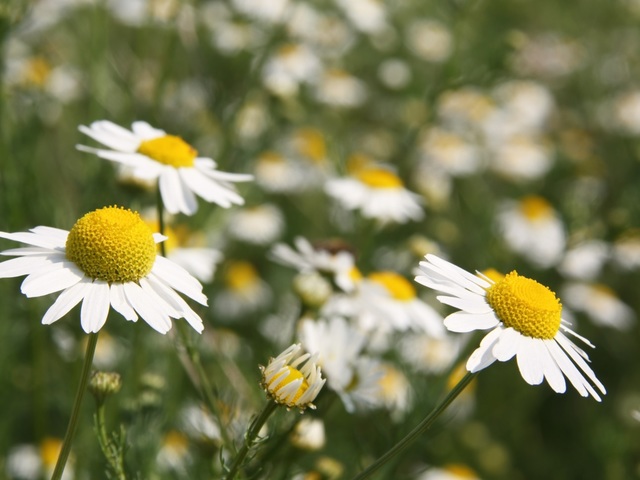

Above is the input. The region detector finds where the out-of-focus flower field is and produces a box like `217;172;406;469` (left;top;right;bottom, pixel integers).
1;0;640;478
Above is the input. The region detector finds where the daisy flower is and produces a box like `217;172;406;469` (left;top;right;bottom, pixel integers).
325;166;424;224
77;121;253;216
561;282;635;330
260;343;326;411
0;206;207;334
415;254;606;401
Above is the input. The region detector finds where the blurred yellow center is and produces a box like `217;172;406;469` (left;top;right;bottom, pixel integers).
486;271;561;339
480;268;505;283
356;168;403;188
369;271;416;301
270;366;309;403
40;438;62;468
66;206;156;283
296;128;327;163
163;430;189;454
519;195;553;220
137;135;197;167
225;261;258;290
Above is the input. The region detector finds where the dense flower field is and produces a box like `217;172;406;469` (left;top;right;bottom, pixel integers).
1;0;639;479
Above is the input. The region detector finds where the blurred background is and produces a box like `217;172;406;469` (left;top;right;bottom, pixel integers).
1;0;640;479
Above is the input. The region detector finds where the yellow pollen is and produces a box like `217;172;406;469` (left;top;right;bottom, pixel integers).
225;261;259;290
368;271;416;301
485;271;562;339
65;206;156;283
519;195;553;220
356;168;403;189
137;135;197;168
269;366;309;404
25;57;52;87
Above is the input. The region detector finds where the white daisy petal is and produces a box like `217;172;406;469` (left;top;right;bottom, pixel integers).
123;282;172;334
516;338;544;385
444;310;500;332
436;293;492;313
546;337;591;398
80;280;111;333
29;226;69;242
1;248;62;257
21;261;84;297
42;281;92;325
0;231;66;250
159;168;198;215
541;340;566;393
109;283;138;321
492;327;521;361
0;255;58;278
131;121;165;139
139;277;181;318
466;327;502;372
145;274;204;332
180;168;235;207
555;333;606;395
151;256;207;305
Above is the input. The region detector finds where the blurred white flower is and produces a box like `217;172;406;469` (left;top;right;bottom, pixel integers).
226;204;285;245
509;32;584;79
254;151;308;193
378;58;412;90
325;166;424;224
406;19;453;63
213;261;272;318
488;135;554;182
417;127;483;177
262;44;323;97
613;232;640;270
562;282;635;330
314;69;367;108
496;196;566;268
290;418;326;450
416;464;480;480
157;431;190;473
398;332;465;375
558;240;610;280
231;0;290;23
335;0;388;35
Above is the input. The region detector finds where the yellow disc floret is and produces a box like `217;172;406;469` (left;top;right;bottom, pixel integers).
356;168;403;189
137;135;197;168
519;195;553;220
225;261;258;291
268;366;309;405
66;206;156;283
368;271;416;301
485;271;562;339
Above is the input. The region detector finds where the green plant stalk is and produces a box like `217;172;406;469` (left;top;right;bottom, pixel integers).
51;332;100;480
224;399;279;480
155;185;231;448
351;371;478;480
94;403;127;480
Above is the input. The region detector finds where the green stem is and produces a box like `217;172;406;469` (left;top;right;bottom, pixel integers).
351;371;477;480
51;332;99;480
95;403;127;480
224;400;279;480
155;186;166;258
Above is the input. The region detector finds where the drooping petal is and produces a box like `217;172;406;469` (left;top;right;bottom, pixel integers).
109;283;138;321
80;280;111;333
540;340;567;393
123;282;172;334
516;338;544;385
492;327;522;361
146;274;204;333
159;168;198;215
546;338;591;398
466;327;502;372
555;333;606;395
150;256;207;305
42;281;92;325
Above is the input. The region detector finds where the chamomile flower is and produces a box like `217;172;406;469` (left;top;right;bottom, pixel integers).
270;236;358;292
0;206;207;334
415;254;606;401
260;343;326;411
562;282;635;330
324;166;424;224
77;121;253;216
212;260;272;319
496;196;565;268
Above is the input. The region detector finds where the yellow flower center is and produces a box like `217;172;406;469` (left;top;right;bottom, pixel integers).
444;464;479;479
137;135;197;168
356;168;403;189
65;206;157;283
163;430;189;454
225;261;258;290
368;271;416;301
485;271;562;339
480;268;505;283
519;195;553;220
269;366;309;404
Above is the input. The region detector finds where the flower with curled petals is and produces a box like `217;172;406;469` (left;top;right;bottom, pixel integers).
0;206;207;334
415;254;606;401
77;120;253;216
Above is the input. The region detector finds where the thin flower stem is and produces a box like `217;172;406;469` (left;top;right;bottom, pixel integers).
94;403;127;480
154;184;232;449
51;332;100;480
351;371;478;480
224;400;279;480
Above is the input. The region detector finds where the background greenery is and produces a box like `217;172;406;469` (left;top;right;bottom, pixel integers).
1;0;640;479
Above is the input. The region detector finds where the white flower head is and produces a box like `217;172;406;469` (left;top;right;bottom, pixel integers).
496;196;565;268
0;206;207;334
260;343;326;411
415;254;606;401
77;121;253;216
325;166;424;225
562;282;635;330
